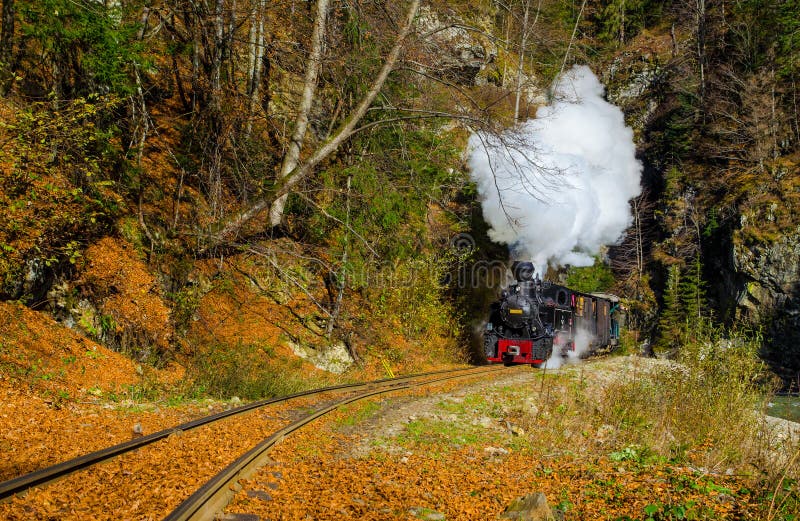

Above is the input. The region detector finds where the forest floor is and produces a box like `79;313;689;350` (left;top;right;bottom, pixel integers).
2;300;799;520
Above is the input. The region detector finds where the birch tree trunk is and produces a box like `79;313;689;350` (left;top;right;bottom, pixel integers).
513;0;530;124
246;0;266;136
211;0;224;110
513;0;541;124
266;0;420;227
268;0;330;227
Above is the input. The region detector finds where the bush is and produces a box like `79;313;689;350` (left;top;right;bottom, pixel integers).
598;323;776;472
370;252;466;365
188;341;318;400
0;97;123;299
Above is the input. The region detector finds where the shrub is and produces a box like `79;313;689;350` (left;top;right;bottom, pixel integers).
188;341;318;400
598;323;777;473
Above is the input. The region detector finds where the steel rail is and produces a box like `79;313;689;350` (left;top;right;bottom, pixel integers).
164;386;408;521
0;365;498;500
164;365;509;521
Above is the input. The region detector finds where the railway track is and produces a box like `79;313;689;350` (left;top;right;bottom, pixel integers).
0;365;510;520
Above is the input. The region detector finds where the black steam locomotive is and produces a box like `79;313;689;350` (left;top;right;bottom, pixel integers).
484;261;620;366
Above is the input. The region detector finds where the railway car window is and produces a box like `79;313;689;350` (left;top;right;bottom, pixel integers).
556;290;567;305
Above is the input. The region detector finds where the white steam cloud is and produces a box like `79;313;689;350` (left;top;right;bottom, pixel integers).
468;65;642;272
543;329;594;369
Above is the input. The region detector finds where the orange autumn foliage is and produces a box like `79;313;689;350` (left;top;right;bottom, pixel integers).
78;237;172;360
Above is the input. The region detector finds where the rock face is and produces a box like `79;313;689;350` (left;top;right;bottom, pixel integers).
415;6;497;86
603;37;800;381
604;49;664;140
287;340;354;374
732;225;800;378
47;237;172;362
498;492;558;521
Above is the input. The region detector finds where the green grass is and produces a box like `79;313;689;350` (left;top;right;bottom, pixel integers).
337;400;383;427
188;342;322;400
396;418;494;450
435;394;504;418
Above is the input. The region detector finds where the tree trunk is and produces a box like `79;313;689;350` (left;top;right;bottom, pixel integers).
268;0;330;227
245;0;266;136
513;0;530;124
695;0;706;105
266;0;420;226
210;0;224;110
513;0;542;123
558;0;587;81
0;0;13;64
327;175;351;335
191;10;201;113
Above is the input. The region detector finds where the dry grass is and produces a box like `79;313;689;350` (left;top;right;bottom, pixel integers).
506;332;800;519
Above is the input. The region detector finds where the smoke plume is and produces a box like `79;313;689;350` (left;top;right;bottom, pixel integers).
543;328;595;369
468;65;642;272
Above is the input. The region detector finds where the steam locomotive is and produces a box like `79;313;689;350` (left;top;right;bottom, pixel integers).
484;261;620;366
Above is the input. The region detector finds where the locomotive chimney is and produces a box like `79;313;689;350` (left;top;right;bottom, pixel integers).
511;261;537;297
511;261;536;282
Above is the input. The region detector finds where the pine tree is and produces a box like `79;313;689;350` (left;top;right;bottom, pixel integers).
656;264;684;353
680;254;706;336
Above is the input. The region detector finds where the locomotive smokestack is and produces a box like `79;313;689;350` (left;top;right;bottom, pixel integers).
511;261;535;282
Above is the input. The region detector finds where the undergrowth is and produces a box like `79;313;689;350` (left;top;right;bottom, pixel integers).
596;326;796;519
188;341;321;399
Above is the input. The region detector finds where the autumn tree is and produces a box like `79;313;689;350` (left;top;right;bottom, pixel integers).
208;0;422;241
609;190;658;335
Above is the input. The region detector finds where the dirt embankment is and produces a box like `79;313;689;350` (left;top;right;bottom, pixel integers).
0;300;203;481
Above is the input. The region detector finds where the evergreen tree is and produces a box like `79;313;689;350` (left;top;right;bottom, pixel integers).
777;0;800;78
596;0;661;46
565;256;615;293
680;254;706;336
15;0;142;98
656;264;684;353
